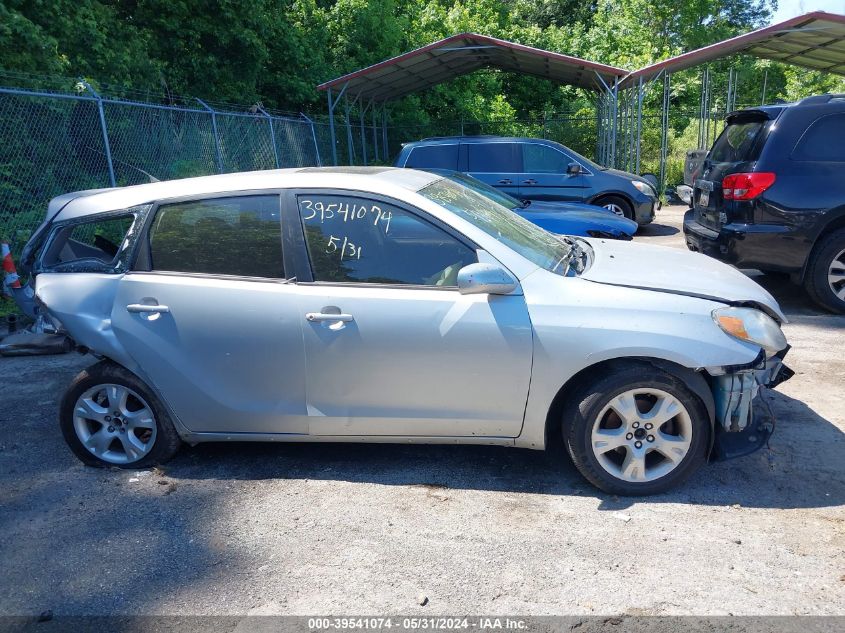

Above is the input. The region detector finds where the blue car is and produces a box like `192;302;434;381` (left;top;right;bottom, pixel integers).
424;169;638;240
396;136;659;225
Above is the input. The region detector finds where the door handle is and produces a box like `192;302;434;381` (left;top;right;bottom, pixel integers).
497;179;512;185
126;303;170;314
306;312;354;323
522;179;537;185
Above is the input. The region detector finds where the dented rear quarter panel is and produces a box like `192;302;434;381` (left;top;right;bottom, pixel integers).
35;273;141;375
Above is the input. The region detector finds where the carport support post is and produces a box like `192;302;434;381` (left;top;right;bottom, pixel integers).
81;80;116;187
372;102;379;163
659;73;671;195
197;99;224;173
359;100;371;167
761;69;768;105
382;105;389;162
344;94;355;165
611;79;619;168
635;76;644;174
327;88;337;166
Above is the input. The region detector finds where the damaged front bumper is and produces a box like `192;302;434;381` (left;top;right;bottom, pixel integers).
709;348;794;461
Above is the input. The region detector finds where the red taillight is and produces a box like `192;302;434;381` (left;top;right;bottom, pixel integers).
722;172;776;201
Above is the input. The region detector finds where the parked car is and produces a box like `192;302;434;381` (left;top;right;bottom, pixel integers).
684;94;845;313
23;167;791;495
424;169;638;240
394;136;659;225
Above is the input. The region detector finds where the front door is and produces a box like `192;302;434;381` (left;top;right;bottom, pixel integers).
288;191;534;438
465;141;523;199
112;194;308;435
519;142;587;202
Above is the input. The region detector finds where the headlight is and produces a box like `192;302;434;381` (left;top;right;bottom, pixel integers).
632;180;655;196
712;306;787;357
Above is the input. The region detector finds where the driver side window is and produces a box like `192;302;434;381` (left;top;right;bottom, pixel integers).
523;144;572;173
297;194;477;286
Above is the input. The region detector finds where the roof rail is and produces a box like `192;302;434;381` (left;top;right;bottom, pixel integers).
798;94;845;105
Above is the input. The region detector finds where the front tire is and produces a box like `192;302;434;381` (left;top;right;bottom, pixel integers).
804;228;845;314
60;361;181;468
562;363;710;495
595;195;634;221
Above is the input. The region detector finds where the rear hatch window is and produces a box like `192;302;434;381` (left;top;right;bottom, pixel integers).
693;112;770;230
709;120;766;164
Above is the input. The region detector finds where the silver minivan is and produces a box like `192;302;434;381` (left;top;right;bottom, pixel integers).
22;167;792;495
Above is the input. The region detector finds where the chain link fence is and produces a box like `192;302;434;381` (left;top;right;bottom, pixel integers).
1;77;743;264
0;85;321;258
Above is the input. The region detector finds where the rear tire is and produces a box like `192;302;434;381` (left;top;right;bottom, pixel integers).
60;361;181;468
804;228;845;314
595;195;634;221
562;363;710;496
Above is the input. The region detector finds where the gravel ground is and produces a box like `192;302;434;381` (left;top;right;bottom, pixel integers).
0;205;843;617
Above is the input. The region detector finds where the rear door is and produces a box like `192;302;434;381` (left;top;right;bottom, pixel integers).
519;142;587;201
694;113;770;230
466;142;522;198
111;194;308;435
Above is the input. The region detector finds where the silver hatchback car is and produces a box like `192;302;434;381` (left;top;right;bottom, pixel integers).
22;167;792;495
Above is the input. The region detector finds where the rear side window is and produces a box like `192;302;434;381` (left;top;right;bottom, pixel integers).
710;121;765;163
467;143;521;172
523;144;572;173
149;195;284;278
792;113;845;162
405;145;459;169
39;212;140;273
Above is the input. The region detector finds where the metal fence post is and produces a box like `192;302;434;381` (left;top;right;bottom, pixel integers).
197;99;224;173
81;80;116;187
257;106;281;168
299;113;322;166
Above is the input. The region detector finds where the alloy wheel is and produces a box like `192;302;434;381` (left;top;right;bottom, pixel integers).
603;202;625;217
590;388;693;483
72;383;157;465
827;247;845;302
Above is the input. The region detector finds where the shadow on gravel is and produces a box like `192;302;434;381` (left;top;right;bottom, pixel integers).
168;387;845;512
748;271;845;328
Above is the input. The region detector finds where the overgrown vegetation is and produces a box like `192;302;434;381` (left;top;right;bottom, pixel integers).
3;0;843;129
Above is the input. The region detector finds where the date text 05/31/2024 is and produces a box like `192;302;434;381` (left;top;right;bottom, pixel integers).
308;618;528;631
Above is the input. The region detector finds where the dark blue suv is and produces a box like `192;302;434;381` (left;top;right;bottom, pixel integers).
684;95;845;313
394;136;658;225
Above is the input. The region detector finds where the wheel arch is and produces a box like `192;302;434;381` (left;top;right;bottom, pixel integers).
76;354;194;440
588;191;635;210
542;356;715;453
800;206;845;281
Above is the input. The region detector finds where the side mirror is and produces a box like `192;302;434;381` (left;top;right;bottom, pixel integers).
457;263;519;295
566;162;582;175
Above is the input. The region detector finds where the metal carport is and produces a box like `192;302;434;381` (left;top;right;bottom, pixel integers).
316;34;627;167
317;11;845;187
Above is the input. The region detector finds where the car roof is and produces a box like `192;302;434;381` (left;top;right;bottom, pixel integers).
403;136;560;147
51;167;442;221
727;94;845;123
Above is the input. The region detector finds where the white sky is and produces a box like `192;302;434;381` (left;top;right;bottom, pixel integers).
772;0;845;22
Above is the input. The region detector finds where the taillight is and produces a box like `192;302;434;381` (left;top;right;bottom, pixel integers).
722;172;776;200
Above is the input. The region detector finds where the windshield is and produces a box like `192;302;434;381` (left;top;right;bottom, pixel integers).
440;171;522;209
418;177;577;276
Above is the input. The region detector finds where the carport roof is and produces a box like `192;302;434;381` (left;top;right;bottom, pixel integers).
317;12;845;101
316;33;628;101
624;11;845;86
